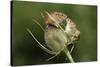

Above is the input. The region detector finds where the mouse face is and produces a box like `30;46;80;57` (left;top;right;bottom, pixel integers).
45;11;67;27
51;12;67;23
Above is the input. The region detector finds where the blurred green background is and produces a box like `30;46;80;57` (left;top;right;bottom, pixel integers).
12;1;97;66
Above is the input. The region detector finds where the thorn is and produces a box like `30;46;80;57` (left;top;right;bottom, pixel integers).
26;28;57;55
32;19;45;32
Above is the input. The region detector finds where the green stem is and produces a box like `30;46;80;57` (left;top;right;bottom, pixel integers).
64;47;75;63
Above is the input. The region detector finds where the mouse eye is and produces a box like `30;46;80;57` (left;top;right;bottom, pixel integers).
61;14;63;16
55;13;59;15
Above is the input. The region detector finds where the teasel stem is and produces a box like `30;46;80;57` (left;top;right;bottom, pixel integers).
64;47;74;63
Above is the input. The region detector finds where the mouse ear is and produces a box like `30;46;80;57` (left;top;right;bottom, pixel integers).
40;12;49;26
44;11;58;27
45;11;57;22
